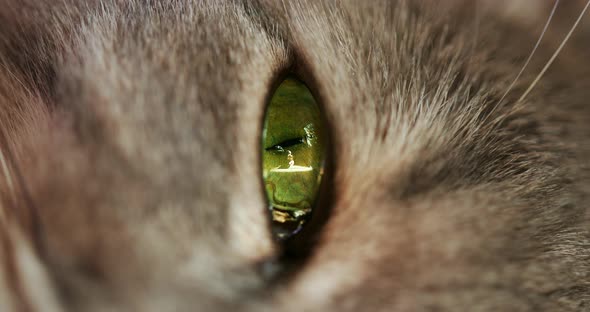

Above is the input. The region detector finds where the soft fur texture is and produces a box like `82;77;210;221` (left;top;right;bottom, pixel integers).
1;1;590;311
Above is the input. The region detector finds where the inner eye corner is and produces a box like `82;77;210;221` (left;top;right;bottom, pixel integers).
260;72;332;259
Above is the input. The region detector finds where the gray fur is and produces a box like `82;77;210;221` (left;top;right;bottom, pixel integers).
0;1;589;311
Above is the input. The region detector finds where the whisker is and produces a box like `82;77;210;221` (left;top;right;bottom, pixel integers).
0;145;15;223
0;131;46;255
517;0;590;104
0;149;15;195
497;0;560;107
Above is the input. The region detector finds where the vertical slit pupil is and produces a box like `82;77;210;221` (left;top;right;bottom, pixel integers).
262;76;326;240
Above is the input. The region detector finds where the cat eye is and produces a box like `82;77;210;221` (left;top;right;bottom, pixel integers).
262;76;326;241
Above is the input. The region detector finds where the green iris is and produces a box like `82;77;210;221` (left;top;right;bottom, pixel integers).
262;77;326;240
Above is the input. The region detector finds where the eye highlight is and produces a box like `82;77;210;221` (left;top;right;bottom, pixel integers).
262;76;326;240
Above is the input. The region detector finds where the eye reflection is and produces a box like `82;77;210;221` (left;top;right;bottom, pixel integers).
262;77;326;240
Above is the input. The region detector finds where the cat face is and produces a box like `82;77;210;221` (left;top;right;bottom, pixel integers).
1;1;589;311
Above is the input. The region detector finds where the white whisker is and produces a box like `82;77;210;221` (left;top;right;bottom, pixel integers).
0;147;15;222
517;0;590;104
497;0;560;107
